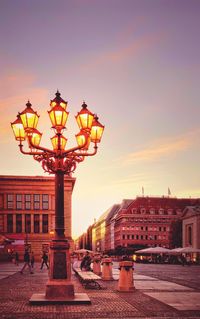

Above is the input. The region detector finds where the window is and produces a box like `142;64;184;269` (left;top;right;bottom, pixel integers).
16;194;22;210
145;235;148;240
34;194;40;210
132;235;134;239
42;214;48;233
7;194;14;209
16;214;22;233
188;225;193;245
136;235;139;240
25;194;31;210
122;234;125;240
42;194;49;210
25;214;31;233
7;214;13;233
127;235;130;240
34;214;40;233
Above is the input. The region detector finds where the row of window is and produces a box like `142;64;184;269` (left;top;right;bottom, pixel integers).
7;194;49;210
122;226;168;231
122;234;167;240
7;214;48;233
131;208;180;215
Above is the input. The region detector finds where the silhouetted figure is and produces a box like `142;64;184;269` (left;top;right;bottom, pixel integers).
20;250;33;274
30;251;35;270
80;251;92;271
40;252;49;269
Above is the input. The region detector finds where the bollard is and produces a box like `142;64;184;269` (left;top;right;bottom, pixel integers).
101;257;113;280
93;254;101;275
117;261;135;291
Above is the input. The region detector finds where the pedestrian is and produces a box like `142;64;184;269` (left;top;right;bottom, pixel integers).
15;251;19;266
80;251;92;271
30;251;35;271
20;249;33;274
40;251;49;269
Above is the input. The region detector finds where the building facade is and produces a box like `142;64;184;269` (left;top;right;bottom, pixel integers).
182;206;200;249
88;196;200;253
0;175;75;260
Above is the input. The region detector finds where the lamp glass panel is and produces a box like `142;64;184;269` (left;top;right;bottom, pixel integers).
31;131;42;146
76;113;94;130
21;112;38;130
11;122;26;141
90;126;104;143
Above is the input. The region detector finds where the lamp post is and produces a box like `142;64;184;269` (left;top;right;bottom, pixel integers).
11;91;104;303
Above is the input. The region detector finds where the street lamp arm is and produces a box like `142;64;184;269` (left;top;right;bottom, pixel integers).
27;135;55;155
19;143;45;156
73;144;98;157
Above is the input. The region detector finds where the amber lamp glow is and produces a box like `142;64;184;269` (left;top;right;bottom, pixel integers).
51;134;67;150
75;102;94;131
20;101;39;131
48;104;69;131
29;129;42;147
90;115;105;143
11;114;26;141
76;130;90;150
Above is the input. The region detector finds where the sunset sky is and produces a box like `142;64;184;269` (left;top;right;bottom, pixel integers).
0;0;200;238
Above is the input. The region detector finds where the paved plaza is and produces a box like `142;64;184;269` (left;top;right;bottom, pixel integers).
0;262;200;319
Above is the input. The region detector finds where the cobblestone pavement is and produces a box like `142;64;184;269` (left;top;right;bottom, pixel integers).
0;262;200;319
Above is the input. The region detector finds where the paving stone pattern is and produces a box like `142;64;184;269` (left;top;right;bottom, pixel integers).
0;263;200;319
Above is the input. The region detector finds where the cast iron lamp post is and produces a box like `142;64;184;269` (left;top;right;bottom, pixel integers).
11;91;104;303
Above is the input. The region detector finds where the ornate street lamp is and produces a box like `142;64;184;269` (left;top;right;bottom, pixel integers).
11;91;104;303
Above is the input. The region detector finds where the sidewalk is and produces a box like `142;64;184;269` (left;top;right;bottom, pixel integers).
0;262;200;318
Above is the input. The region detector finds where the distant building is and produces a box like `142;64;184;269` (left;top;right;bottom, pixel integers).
82;196;200;253
0;175;75;260
182;206;200;249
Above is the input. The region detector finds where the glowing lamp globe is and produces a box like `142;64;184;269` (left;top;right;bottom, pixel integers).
90;115;104;143
11;114;26;141
20;101;39;131
51;134;67;151
48;104;69;131
75;102;94;131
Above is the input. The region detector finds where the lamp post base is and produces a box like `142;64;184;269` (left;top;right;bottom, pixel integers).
29;293;91;305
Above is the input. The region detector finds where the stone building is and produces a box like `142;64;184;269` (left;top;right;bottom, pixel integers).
182;206;200;248
0;175;75;260
88;196;200;253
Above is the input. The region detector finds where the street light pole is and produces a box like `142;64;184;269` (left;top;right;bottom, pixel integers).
11;91;104;303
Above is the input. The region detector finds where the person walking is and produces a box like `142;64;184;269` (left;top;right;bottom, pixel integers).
20;249;33;274
30;251;35;271
40;251;49;270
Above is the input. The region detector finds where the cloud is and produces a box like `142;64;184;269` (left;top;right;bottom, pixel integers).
0;69;49;142
122;130;200;165
82;31;163;70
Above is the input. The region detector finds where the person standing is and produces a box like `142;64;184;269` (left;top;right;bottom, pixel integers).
30;251;35;271
20;249;33;274
40;251;49;270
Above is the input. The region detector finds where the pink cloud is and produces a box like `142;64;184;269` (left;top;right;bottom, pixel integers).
82;32;164;70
